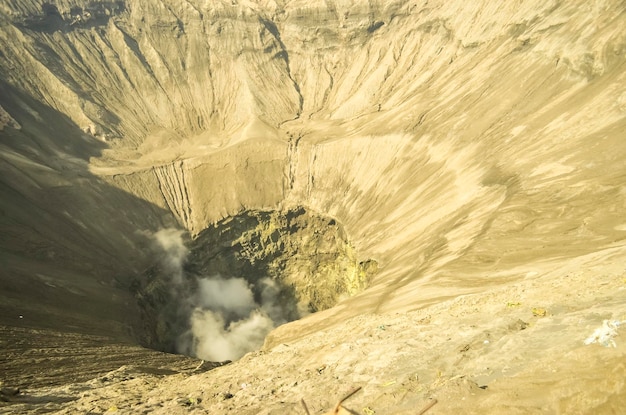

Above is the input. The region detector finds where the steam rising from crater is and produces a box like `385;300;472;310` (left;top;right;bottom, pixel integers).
153;229;188;285
152;228;292;362
144;207;375;361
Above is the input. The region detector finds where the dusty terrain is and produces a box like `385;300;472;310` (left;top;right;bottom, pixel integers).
1;0;626;413
3;256;626;414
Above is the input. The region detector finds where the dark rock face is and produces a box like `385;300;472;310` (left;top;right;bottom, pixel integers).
188;207;375;313
17;2;127;33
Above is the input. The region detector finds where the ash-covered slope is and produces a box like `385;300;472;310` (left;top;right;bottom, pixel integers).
1;0;626;413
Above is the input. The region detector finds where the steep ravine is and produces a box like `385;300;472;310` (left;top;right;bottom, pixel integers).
1;0;626;413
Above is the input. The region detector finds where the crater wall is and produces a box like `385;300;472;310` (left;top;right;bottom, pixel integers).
1;0;625;367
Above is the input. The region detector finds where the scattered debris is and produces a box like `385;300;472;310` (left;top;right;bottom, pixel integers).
506;302;522;308
531;307;547;317
178;396;202;406
302;386;362;415
584;320;623;348
508;319;529;331
416;315;431;324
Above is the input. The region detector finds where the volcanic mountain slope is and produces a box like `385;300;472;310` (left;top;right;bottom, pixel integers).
1;0;626;413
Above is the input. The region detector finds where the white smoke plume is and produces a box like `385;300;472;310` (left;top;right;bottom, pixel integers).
151;228;292;362
195;277;256;318
189;300;275;362
153;228;188;285
183;275;285;361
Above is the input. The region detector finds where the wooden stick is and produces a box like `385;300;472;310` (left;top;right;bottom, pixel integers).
340;386;362;405
301;398;311;415
417;398;438;415
192;359;205;371
333;386;362;413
